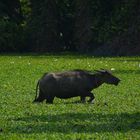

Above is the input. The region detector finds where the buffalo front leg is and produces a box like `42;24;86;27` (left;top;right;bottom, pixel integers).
87;92;95;103
80;96;86;103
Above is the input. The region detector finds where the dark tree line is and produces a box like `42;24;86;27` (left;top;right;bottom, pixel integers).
0;0;140;55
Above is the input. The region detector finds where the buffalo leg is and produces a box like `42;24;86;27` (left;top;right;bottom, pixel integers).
87;92;95;103
46;96;54;104
80;96;86;103
33;91;45;103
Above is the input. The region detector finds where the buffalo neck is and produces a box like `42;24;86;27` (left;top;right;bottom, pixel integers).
92;73;104;88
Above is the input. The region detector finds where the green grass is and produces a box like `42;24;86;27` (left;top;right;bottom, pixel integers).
0;53;140;140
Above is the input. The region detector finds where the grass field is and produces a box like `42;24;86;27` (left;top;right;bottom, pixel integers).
0;53;140;140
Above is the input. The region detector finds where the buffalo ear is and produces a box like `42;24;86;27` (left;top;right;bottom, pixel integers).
95;69;112;74
100;68;107;73
101;68;109;72
100;68;112;73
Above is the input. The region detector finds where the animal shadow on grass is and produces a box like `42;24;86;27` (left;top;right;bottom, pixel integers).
10;112;140;134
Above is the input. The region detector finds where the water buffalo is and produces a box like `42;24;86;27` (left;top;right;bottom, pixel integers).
33;69;120;104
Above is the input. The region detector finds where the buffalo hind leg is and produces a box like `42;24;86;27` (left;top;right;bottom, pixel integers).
34;97;44;102
33;90;45;103
33;94;45;103
87;92;95;103
46;96;54;104
80;96;86;103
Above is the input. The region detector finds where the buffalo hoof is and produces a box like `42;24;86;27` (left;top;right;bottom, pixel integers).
0;128;3;132
32;100;36;103
88;100;95;104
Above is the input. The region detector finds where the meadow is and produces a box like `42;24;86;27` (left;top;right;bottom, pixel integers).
0;53;140;140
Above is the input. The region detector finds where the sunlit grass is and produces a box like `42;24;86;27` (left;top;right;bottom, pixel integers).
0;54;140;139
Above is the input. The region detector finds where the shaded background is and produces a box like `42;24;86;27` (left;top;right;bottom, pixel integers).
0;0;140;56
